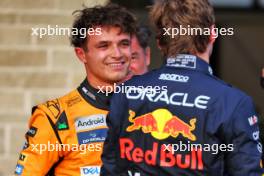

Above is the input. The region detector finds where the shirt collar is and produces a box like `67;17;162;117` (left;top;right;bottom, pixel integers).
165;54;213;75
77;78;112;110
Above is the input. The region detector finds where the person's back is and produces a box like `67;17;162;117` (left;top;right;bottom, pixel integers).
100;0;264;175
106;54;262;175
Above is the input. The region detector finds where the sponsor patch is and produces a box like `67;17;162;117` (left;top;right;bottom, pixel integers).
56;111;69;130
257;143;262;153
126;109;196;141
19;153;26;162
159;73;189;83
128;170;141;176
75;115;107;145
75;115;106;132
22;141;29;150
26;126;38;137
15;164;24;175
66;96;82;107
208;67;213;75
248;115;258;126
253;131;260;140
126;91;210;110
77;128;107;145
45;99;61;119
80;166;100;176
167;55;196;69
82;87;96;100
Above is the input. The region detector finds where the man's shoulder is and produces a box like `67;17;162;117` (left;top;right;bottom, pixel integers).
210;76;248;98
125;68;250;102
33;88;82;120
199;76;254;113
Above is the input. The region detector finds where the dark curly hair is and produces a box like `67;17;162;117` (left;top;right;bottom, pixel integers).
70;3;137;49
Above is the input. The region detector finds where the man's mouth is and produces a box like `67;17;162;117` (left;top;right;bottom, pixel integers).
107;61;126;69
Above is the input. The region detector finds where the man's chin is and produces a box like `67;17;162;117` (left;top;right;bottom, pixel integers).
108;74;128;84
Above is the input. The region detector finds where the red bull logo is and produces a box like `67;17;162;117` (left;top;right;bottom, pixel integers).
127;111;158;133
126;109;196;141
120;138;203;170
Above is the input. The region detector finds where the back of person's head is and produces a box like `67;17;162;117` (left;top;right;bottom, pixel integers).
70;3;137;49
150;0;215;57
135;25;152;51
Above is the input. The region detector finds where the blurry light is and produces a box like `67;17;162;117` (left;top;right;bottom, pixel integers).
259;0;264;7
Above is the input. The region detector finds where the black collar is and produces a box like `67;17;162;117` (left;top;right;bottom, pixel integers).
165;54;213;76
77;79;112;110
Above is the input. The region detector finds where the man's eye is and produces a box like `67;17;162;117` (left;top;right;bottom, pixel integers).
98;44;108;48
131;54;138;60
121;41;130;46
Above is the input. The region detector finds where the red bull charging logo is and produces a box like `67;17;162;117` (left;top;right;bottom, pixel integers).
127;109;196;141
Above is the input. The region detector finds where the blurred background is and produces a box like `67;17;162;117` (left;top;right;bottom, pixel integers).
0;0;263;175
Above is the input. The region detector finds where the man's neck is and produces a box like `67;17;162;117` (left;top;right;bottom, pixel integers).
196;52;209;63
86;77;115;93
196;43;213;64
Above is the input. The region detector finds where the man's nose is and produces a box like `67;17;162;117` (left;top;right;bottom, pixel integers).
111;46;122;58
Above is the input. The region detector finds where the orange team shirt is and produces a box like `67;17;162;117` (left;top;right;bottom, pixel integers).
15;79;111;176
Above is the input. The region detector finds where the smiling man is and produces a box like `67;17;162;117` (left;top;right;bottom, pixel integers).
75;26;132;87
14;3;136;176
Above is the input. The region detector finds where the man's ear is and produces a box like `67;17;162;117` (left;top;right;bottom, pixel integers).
210;25;217;44
145;47;151;66
74;47;87;64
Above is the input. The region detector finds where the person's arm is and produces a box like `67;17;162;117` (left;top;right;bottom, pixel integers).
224;96;264;175
15;108;60;175
100;92;129;176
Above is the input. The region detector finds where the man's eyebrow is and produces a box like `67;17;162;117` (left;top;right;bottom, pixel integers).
120;38;131;42
95;41;110;46
97;41;110;44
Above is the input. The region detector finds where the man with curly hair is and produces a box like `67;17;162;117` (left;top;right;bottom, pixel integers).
15;3;137;176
